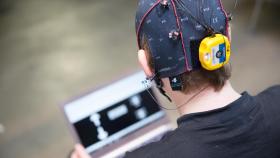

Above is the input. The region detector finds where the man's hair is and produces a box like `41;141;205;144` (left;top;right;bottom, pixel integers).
141;36;231;94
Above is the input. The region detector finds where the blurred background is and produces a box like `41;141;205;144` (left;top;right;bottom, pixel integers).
0;0;279;157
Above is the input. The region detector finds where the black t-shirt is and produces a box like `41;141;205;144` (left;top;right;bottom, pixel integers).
124;85;280;158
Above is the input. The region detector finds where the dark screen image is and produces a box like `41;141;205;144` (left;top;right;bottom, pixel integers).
73;89;162;148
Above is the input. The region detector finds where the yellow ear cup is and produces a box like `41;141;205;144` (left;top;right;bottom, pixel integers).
199;34;231;71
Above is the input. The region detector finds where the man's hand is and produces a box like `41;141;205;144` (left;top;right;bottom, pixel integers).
71;144;91;158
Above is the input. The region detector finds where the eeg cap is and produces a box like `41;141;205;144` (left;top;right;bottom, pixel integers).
135;0;229;78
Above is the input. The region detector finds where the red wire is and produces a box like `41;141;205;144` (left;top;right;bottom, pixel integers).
170;0;191;71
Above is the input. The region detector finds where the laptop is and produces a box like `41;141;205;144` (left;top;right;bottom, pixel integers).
61;71;172;158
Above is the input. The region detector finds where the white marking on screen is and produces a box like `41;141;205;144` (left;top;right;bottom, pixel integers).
97;127;109;140
129;95;142;108
90;113;101;126
85;111;164;153
107;104;128;121
135;107;147;120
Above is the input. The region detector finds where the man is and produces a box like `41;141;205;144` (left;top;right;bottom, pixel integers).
71;0;280;157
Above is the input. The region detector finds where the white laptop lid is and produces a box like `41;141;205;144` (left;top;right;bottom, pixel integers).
62;71;167;154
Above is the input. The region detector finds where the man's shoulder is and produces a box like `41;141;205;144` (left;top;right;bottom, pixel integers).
254;85;280;116
255;85;280;103
257;85;280;96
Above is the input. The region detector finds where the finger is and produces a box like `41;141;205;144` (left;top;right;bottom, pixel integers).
75;144;91;158
68;149;75;158
71;151;78;158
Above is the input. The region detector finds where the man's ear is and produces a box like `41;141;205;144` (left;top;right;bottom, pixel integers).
138;49;153;77
228;24;232;41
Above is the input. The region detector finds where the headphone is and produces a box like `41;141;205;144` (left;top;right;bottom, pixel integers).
167;33;231;91
199;33;231;71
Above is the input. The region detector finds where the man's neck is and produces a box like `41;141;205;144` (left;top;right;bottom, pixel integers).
175;81;241;116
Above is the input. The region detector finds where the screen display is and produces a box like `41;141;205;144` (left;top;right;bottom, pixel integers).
74;90;162;153
64;72;164;153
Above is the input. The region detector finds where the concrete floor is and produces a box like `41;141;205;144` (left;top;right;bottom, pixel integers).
0;0;279;158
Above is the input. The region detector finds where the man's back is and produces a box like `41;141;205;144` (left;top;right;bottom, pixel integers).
125;85;280;158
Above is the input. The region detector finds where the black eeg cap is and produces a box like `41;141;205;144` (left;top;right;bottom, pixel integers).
135;0;229;78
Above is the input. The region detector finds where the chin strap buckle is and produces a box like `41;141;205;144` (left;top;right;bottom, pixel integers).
169;75;183;91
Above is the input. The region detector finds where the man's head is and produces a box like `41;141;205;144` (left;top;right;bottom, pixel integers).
135;0;231;96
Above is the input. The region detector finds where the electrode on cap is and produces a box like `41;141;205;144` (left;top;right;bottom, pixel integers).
227;13;233;21
169;30;180;40
160;0;169;8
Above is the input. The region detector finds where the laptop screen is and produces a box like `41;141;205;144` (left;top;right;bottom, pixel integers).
64;72;164;153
